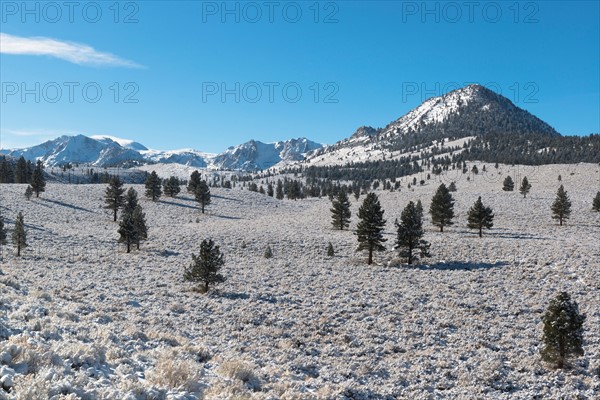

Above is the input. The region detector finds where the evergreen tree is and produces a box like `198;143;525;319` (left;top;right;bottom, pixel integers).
551;185;572;226
330;190;351;230
275;179;284;200
15;156;28;184
540;292;585;369
429;183;455;232
30;160;46;197
188;171;202;193
355;193;387;265
264;244;273;259
163;176;181;197
0;158;14;183
502;175;515;191
132;205;148;250
118;212;137;253
415;199;424;219
24;185;33;201
467;196;494;237
353;185;360;201
123;187;139;215
0;214;7;259
448;181;457;192
267;183;274;197
145;171;162;201
184;239;225;293
104;176;125;222
12;212;27;257
593;191;600;212
395;201;431;264
195;180;211;213
327;242;334;257
520;176;532;198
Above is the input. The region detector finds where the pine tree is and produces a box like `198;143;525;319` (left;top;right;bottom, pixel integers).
540;292;585;369
0;214;7;259
15;156;28;184
448;181;457;192
188;171;202;193
267;183;274;197
264;244;273;259
467;196;494;237
195;180;211;213
145;171;162;201
429;183;455;232
330;190;351;230
275;179;284;200
163;176;181;197
520;176;532;198
415;200;423;219
0;158;14;183
327;242;334;257
104;176;126;222
123;187;139;215
502;176;514;191
118;212;137;253
132;205;148;250
355;193;387;265
593;191;600;212
12;212;27;257
184;239;225;293
551;185;572;226
30;160;46;197
24;185;33;201
395;201;431;264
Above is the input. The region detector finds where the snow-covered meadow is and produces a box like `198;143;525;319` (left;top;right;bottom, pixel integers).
0;163;599;399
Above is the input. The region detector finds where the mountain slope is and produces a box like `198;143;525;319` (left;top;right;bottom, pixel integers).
304;84;562;166
211;138;322;170
0;135;323;171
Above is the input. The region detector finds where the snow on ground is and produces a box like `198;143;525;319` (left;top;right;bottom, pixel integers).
0;163;599;399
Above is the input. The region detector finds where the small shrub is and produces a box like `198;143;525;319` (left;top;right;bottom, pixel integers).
264;245;273;259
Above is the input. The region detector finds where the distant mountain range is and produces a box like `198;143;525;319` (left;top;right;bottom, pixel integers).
2;84;597;171
0;135;323;171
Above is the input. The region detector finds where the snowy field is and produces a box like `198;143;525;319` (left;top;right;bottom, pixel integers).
0;163;599;399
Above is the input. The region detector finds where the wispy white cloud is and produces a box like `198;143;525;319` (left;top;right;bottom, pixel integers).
0;129;79;149
0;33;143;68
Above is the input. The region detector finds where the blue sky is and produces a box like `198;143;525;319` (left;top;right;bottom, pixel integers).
1;1;598;152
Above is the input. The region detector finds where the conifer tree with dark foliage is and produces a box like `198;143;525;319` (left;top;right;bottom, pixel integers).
188;171;202;193
327;242;334;257
15;157;28;184
275;180;284;200
184;239;225;293
145;171;162;201
415;199;424;219
551;185;572;226
123;187;139;215
24;185;33;201
12;212;27;257
30;160;46;197
264;244;273;259
163;176;181;197
118;212;137;253
132;205;148;250
267;183;274;197
330;190;351;230
104;176;125;222
502;175;514;191
395;201;431;265
593;191;600;212
355;193;386;265
429;183;455;232
0;214;7;259
467;196;494;237
540;292;585;369
520;176;532;198
448;181;457;192
195;180;211;213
